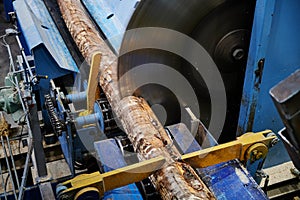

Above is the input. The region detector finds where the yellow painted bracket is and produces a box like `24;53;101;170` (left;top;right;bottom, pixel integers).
182;130;277;168
58;156;166;199
87;52;102;112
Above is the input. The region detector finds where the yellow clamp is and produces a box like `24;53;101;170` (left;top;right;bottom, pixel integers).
57;130;277;199
57;156;165;199
182;130;277;168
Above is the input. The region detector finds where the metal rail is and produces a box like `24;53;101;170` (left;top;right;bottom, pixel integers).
0;31;35;199
1;136;18;199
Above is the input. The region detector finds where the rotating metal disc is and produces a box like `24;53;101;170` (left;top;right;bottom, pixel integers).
118;0;255;142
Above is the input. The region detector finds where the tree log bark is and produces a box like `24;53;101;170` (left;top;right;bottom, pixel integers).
57;0;215;199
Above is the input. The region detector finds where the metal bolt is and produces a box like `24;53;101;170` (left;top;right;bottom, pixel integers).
232;48;245;60
256;151;263;160
271;138;280;147
291;168;300;178
252;150;258;156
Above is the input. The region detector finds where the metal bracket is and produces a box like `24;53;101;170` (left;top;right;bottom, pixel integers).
182;130;277;168
57;156;165;199
87;52;101;112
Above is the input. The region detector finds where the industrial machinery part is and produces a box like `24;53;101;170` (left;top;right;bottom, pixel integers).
197;159;268;200
57;0;216;199
270;69;300;170
44;94;66;136
182;130;276;169
2;0;299;199
57;130;276;199
118;0;256;142
0;87;21;115
0;112;20;199
94;97;120;134
56;156;166;199
0;36;37;199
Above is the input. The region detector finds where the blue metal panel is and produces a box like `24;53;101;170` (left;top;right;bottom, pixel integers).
3;0;14;21
58;131;73;173
198;160;268;200
94;139;143;200
14;0;79;131
238;0;300;166
13;0;78;73
82;0;139;53
94;139;127;171
33;45;74;125
238;0;276;135
166;123;202;154
33;45;74;86
252;0;300;134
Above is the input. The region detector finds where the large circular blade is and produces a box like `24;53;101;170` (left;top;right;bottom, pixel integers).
118;0;255;142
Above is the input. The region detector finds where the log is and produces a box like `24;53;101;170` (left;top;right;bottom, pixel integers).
57;0;215;199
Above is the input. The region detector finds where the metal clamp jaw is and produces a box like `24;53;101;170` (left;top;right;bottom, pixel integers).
181;130;277;168
56;156;165;199
56;130;277;199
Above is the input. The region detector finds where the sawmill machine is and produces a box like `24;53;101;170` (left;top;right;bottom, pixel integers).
0;0;299;199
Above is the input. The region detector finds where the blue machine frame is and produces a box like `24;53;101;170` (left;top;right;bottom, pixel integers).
83;0;300;168
13;0;78;96
82;0;140;53
237;0;300;167
2;0;300;198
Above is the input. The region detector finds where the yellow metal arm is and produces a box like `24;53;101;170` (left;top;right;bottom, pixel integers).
182;130;277;168
57;156;165;199
57;130;277;199
87;52;102;112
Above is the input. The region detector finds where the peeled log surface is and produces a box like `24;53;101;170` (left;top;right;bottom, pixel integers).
57;0;215;199
116;96;215;199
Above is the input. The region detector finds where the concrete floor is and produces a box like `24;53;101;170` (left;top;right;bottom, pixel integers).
0;2;19;87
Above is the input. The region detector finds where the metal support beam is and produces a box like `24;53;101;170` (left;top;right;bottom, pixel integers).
182;130;277;168
57;156;165;199
29;101;47;177
39;182;56;200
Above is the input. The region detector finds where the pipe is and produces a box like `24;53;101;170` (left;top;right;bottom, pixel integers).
1;136;17;199
66;91;86;103
17;138;33;200
15;35;35;82
6;135;20;189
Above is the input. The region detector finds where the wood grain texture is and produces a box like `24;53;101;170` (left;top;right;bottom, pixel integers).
57;0;215;199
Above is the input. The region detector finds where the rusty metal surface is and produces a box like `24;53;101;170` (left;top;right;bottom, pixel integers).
270;69;300;117
270;69;300;148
